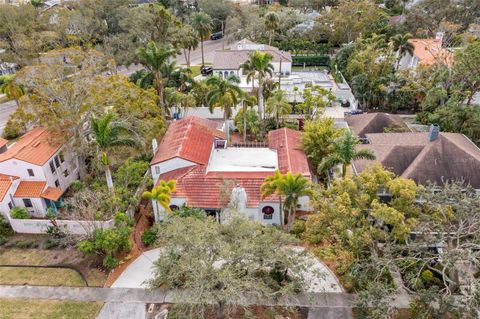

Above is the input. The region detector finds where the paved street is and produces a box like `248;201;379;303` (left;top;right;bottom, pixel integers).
0;99;17;136
175;38;226;65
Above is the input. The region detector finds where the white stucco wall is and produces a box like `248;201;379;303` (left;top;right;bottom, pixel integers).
0;159;46;181
42;149;79;191
151;158;196;184
152;196;186;222
13;197;47;218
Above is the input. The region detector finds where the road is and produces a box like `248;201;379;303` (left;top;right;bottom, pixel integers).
0;40;225;135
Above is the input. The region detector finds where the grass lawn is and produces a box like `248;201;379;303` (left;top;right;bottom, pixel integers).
0;266;86;286
0;299;103;319
190;65;201;77
0;248;107;287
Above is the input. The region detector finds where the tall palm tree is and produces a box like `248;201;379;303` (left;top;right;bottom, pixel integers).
266;90;291;128
264;11;279;46
137;42;176;109
319;131;376;178
0;76;25;107
391;33;414;70
239;91;257;143
143;180;176;221
206;75;242;144
191;12;213;67
261;171;311;230
242;51;274;120
89;113;139;191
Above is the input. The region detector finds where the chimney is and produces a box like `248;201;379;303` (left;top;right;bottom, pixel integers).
230;184;247;211
435;32;444;41
152;138;158;155
428;124;440;142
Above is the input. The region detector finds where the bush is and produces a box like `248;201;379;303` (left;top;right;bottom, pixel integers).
0;236;7;246
70;180;84;192
15;240;36;249
290;220;306;236
0;215;13;237
292;55;331;67
102;255;119;269
141;227;158;246
43;239;59;249
10;207;30;219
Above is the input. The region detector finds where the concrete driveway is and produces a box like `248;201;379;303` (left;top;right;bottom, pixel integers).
111;247;343;293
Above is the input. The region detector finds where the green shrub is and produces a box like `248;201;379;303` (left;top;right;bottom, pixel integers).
0;215;13;237
290;220;306;236
141;227;158;246
292;55;331;67
0;236;7;246
15;240;36;249
102;255;119;269
10;207;31;219
70;180;84;192
43;239;59;249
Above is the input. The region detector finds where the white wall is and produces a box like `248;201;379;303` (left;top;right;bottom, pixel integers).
0;159;46;181
152;196;186;222
271;61;292;75
42;148;80;191
8;218;114;235
13;197;47;218
257;202;281;225
151;158;196;184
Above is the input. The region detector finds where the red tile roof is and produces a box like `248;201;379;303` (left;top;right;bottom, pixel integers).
0;128;63;166
410;38;453;66
159;166;277;208
14;181;47;198
268;128;312;178
151;117;226;165
41;187;63;201
0;138;8;149
0;174;18;201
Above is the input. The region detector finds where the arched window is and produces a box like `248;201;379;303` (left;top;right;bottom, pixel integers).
262;206;274;220
230;71;234;76
224;71;229;78
218;72;223;78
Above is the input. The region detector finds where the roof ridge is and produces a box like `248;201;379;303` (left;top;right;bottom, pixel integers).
283;128;292;172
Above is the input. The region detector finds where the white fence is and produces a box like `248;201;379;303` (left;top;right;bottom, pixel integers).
8;218;114;235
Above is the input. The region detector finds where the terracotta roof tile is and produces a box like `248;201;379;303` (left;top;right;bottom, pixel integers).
0;128;63;166
268;128;312;177
14;181;47;198
151;117;226;165
0;174;18;201
0;138;8;149
410;38;453;66
41;187;63;201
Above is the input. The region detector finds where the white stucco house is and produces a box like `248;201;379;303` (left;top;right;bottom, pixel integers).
0;127;79;219
149;116;313;225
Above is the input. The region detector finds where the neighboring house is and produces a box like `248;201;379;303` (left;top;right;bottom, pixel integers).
397;35;453;70
213;39;293;79
351;125;480;190
150;116;312;224
345;113;410;138
0;128;80;219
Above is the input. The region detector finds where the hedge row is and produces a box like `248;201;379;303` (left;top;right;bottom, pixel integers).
292;55;331;67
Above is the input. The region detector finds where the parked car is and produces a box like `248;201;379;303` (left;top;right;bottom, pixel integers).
210;32;223;40
201;66;213;76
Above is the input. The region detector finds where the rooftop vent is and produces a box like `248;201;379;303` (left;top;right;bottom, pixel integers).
428;124;440;142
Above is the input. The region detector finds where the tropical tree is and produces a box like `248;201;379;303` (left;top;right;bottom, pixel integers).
319;131;376;178
391;33;414;70
191;12;213;67
261;171;311;230
137;42;176;109
206;75;242;144
238;91;257;143
242;51;274;120
0;76;25;107
260;170;285;225
89;113;139;191
143;180;176;220
178;25;199;68
264;11;279;46
266;90;291;128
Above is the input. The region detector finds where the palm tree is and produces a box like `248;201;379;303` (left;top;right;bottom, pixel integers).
242;51;274;120
264;11;279;46
143;180;176;221
319;131;376;178
239;91;257;143
266;90;291;128
391;33;414;70
191;12;213;67
137;42;176;109
89;113;139;191
0;76;25;107
261;171;311;230
206;75;242;144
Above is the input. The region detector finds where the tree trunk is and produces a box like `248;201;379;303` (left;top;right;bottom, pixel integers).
105;165;114;191
201;39;205;66
243;104;247;143
342;163;347;178
258;78;264;120
216;301;226;319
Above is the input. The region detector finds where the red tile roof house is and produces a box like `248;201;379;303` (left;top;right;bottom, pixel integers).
0;128;80;220
150;117;313;225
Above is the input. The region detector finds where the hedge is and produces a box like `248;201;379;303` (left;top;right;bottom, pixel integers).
292;55;331;67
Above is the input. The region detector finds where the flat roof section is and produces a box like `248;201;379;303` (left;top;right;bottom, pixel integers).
207;147;278;173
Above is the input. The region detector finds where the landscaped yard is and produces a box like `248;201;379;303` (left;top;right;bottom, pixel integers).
0;299;103;319
0;267;86;286
0;248;107;287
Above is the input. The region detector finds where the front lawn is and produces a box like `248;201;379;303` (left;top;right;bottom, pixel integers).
0;299;103;319
0;266;86;286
